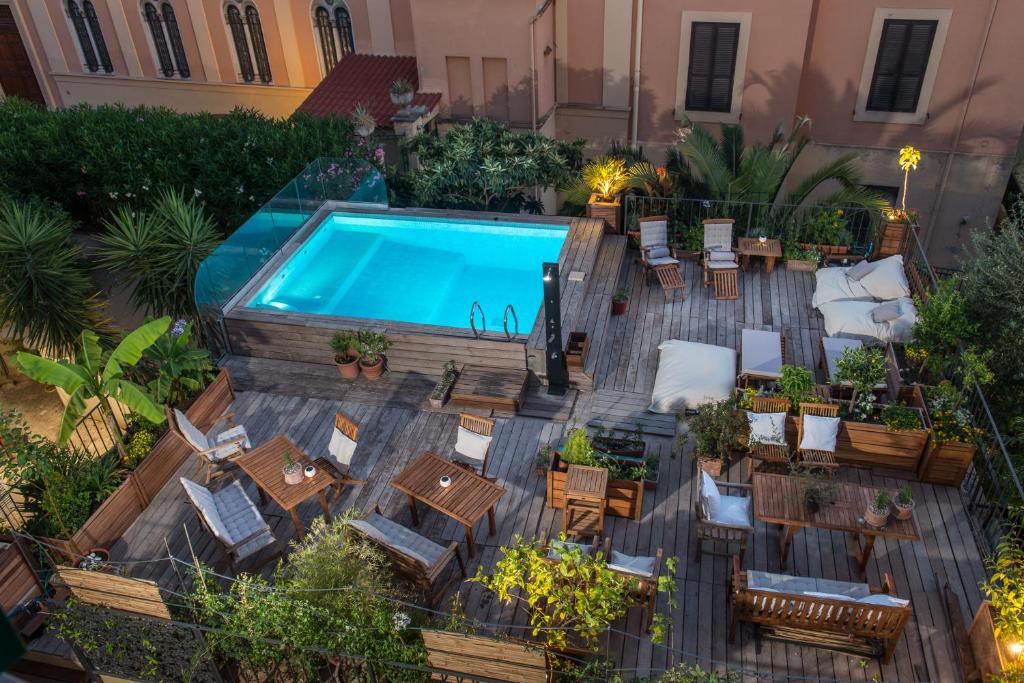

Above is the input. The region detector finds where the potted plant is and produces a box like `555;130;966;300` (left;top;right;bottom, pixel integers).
688;398;746;477
548;428;645;520
875;146;921;258
865;489;891;528
389;78;414;106
669;223;703;261
778;364;815;413
581;157;628;234
974;519;1024;680
352;104;376;138
784;243;820;272
793;467;835;515
535;445;553;477
282;451;303;485
832;346;888;422
611;288;629;315
357;330;391;380
330;331;360;380
429;360;458;408
892;483;914;520
798;207;851;257
590;424;645;458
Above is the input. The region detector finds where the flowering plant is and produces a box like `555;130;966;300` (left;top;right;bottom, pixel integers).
883;206;920;223
926;383;983;444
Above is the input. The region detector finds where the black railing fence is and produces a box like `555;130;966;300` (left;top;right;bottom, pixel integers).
624;195;880;255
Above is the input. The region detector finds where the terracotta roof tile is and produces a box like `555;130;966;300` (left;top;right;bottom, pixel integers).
296;53;442;128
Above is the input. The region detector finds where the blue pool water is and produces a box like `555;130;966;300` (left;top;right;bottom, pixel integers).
247;212;568;332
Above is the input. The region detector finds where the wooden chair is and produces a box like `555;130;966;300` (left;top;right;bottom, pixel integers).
316;412;367;501
746;395;792;478
344;505;465;606
602;538;663;631
562;465;608;538
166;405;249;485
637;215;679;279
729;556;912;663
180;476;283;572
694;472;754;563
451;413;495;476
702;218;739;288
796;402;841;470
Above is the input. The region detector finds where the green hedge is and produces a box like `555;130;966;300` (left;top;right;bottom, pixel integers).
0;98;362;232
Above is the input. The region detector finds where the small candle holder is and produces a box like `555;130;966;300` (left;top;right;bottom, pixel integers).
304;465;316;478
758;235;767;245
439;475;452;488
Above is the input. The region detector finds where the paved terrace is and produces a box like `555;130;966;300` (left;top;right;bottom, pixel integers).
100;253;984;682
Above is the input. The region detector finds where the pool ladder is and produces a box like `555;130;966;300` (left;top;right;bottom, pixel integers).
469;301;519;341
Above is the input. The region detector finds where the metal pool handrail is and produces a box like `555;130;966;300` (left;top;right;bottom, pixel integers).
503;305;519;340
469;301;485;338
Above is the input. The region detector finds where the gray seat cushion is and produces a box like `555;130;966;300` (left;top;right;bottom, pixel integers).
748;570;871;599
213;480;275;559
347;513;446;569
607;550;656;578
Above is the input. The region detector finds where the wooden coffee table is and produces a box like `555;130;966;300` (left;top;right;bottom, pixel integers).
738;237;783;273
390;451;506;557
235;434;335;540
751;472;920;575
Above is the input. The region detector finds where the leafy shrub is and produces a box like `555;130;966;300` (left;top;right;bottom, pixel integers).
139;319;213;406
688;398;746;464
779;364;815;412
0;99;366;232
912;277;977;378
124;422;158;469
982;509;1024;645
833;346;887;421
926;383;983;444
800;207;850;246
559;427;646;481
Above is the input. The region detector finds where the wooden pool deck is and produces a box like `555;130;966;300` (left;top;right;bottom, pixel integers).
105;251;986;682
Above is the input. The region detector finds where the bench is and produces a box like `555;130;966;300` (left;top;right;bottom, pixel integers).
729;557;912;662
450;365;528;415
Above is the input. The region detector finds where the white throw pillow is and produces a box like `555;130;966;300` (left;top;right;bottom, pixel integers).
859;255;910;300
455;426;491;464
328;428;357;467
714;495;751;526
699;470;721;519
845;259;877;281
800;415;840;452
747;411;787;446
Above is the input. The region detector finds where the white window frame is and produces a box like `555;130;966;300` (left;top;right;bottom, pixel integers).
854;8;951;125
674;11;751;124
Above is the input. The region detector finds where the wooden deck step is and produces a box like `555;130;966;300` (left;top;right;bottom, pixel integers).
585;389;677;437
450;365;529;416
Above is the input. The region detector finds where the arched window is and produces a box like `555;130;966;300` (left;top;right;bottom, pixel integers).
143;3;173;77
225;5;254;82
334;6;354;58
314;6;337;74
162;4;190;78
67;0;113;73
245;5;271;83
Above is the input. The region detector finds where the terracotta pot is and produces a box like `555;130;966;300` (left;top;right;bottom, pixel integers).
335;354;360;380
360;357;385;379
892;502;914;520
283;466;303;485
611;299;628;315
864;505;889;529
698;457;723;478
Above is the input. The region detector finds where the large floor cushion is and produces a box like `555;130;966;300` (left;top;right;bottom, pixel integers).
818;298;917;343
347;513;446;569
649;340;737;414
811;266;875;308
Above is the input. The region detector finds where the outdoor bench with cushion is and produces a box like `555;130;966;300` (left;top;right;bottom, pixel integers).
729;556;912;662
344;506;465;606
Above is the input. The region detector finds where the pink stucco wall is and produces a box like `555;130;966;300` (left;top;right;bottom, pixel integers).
564;0;602;105
533;2;556;117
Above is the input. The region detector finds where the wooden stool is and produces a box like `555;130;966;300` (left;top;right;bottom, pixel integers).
562;465;608;538
654;264;686;300
713;268;739;300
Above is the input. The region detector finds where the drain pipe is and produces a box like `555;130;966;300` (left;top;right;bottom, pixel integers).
630;0;644;146
926;0;999;254
529;0;554;133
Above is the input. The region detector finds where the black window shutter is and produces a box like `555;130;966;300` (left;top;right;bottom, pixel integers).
685;22;739;113
867;19;937;112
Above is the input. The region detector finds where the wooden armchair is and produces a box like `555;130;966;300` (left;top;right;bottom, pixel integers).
317;412;367;502
746;395;792;478
602;538;663;631
451;413;495;476
637;215;679;279
344;505;465;606
166;405;249;485
702;218;739;287
694;472;754;563
796;402;841;470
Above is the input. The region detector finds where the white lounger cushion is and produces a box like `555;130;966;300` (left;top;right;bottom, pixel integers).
748;412;787;446
180;478;275;559
454;426;491;465
748;571;872;599
818;298;917;343
647;255;679;267
741;329;783;379
800;415;840;453
812;256;910;308
346;513;446;569
608;550;657;578
649;340;737;414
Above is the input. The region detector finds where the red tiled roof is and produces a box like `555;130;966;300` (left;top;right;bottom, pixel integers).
296;53;442;128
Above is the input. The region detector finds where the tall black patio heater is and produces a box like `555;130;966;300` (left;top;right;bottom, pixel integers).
542;262;568;395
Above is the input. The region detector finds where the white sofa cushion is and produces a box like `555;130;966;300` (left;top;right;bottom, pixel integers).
747;412;787;446
608;550;657;578
800;415;840;453
714;495;752;527
454;426;491;465
649;340;736;413
859;255;910;300
699;470;721;519
818;298;918;343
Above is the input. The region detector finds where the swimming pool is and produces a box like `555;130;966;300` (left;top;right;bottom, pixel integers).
247;212;568;333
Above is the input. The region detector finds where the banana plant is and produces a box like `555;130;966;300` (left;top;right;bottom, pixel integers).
15;317;171;458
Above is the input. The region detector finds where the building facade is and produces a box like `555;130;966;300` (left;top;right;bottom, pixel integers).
2;1;1022;267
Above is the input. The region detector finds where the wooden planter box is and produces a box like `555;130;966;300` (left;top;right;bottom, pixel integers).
911;384;976;487
670;247;701;261
799;242;848;256
565;332;589;369
969;601;1022;681
586;193;622;234
875;220;910;258
835;415;929;471
546;452;644;520
785;259;817;272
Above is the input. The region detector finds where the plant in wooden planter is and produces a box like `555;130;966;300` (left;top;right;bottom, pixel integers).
832;346;887;421
918;382;982;486
548;429;646;518
669;223;703;260
783;242;820;272
357;330;391;380
911;277;979;380
778;364;816;413
976;514;1024;678
535;445;553;477
429;360;458;408
688;398;746;477
590;424;645;457
576;157;627;233
865;489;891;529
892;483;915;520
797;207;851;256
611;288;629;315
470;534;634;652
330;330;360;380
880;402;924;432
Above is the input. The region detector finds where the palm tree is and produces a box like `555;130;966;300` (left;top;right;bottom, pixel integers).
15;317;171;457
0;199;108;357
97;189;220;320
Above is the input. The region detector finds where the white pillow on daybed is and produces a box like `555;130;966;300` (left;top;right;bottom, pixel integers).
810;255;910;309
859;255;911;301
811;266;875;308
648;340;737;414
818;298;917;343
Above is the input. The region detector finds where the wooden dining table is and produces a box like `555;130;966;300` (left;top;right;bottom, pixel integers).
751;472;920;575
390;451;506;557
